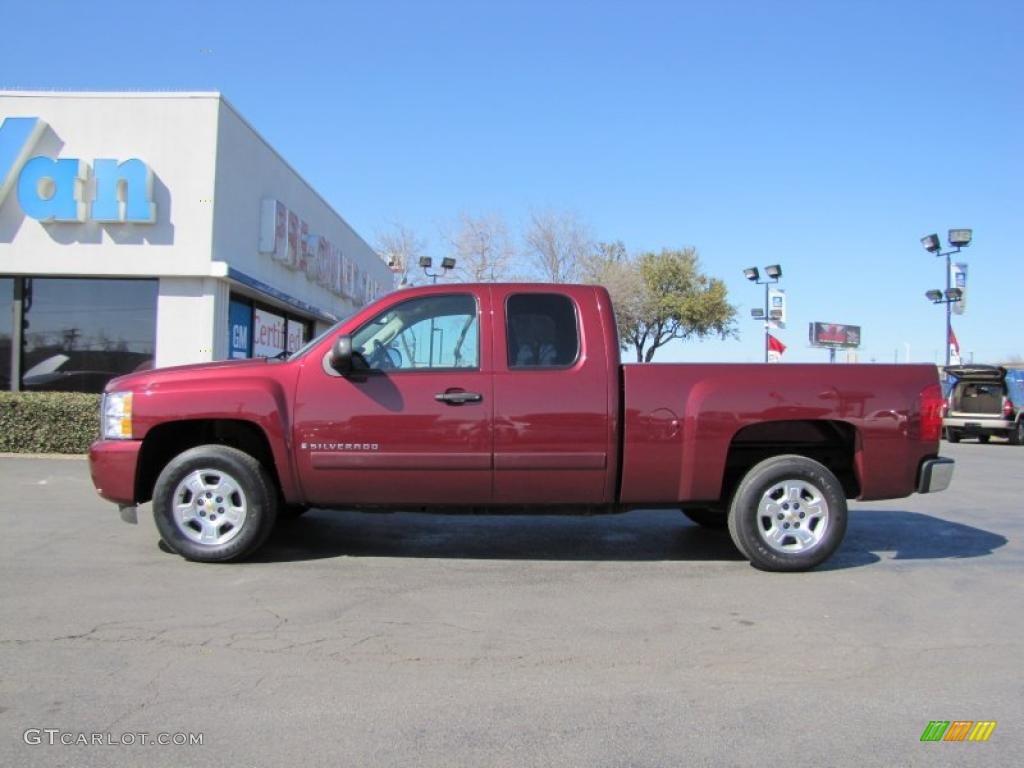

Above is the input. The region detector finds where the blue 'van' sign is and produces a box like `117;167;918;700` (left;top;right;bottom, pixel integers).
0;117;156;224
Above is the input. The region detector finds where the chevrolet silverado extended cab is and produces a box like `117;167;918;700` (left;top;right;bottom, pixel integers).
89;283;954;571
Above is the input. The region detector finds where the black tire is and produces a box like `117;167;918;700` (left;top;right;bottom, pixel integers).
946;428;961;443
152;445;278;563
727;455;848;572
682;508;727;529
977;434;990;444
1009;420;1024;446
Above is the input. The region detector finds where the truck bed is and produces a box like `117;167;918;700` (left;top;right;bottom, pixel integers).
619;363;941;504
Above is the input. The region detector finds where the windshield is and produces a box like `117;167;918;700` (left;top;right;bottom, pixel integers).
285;314;353;361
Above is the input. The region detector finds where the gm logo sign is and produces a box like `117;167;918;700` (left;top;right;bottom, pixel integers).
0;116;155;223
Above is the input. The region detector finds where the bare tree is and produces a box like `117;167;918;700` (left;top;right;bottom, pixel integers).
445;212;516;282
523;210;592;283
376;223;427;287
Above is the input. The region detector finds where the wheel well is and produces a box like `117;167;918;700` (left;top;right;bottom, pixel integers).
721;420;860;504
135;419;278;504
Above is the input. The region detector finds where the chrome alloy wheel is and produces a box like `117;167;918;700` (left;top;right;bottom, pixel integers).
172;469;248;546
756;479;829;554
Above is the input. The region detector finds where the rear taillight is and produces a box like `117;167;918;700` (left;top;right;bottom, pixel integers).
1004;399;1015;419
919;383;943;442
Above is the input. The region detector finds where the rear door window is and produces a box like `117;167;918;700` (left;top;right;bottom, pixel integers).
505;293;580;369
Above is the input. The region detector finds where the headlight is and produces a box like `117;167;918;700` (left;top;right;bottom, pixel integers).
102;392;133;439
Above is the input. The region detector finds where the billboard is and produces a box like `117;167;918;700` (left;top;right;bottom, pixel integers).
810;322;861;348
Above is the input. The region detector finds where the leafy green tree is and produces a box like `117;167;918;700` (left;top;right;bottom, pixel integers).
586;245;737;362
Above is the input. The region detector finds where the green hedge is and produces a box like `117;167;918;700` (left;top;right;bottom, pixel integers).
0;392;102;454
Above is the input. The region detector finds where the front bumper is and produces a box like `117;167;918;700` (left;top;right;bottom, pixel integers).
917;457;955;494
88;439;142;506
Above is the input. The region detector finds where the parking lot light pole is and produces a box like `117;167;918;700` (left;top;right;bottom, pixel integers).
418;257;457;365
744;264;782;363
419;256;457;285
921;229;971;367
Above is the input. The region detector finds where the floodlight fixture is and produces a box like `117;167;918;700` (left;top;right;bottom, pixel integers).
418;256;432;268
441;257;457;270
925;289;943;302
743;267;759;282
765;264;783;279
948;229;972;248
920;234;941;253
944;287;963;301
751;308;765;318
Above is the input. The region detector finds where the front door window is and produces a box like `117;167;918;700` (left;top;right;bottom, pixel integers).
352;294;479;371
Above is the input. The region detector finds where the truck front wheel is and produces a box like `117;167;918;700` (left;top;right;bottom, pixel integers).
727;455;847;572
152;445;278;563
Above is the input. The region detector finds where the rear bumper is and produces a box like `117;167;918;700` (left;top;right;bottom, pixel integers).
89;440;142;505
943;416;1012;434
917;457;955;494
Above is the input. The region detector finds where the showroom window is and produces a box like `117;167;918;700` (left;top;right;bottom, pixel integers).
14;278;158;393
228;293;311;360
0;278;12;390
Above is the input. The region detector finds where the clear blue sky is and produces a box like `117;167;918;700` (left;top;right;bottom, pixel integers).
2;0;1020;364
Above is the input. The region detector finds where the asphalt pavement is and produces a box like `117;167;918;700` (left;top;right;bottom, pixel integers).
1;440;1022;767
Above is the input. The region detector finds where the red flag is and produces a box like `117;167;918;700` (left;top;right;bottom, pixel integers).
767;334;786;354
949;326;961;365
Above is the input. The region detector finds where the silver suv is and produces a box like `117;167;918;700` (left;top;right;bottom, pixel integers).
943;365;1024;445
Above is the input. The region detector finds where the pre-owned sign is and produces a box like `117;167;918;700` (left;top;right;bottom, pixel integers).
258;198;382;303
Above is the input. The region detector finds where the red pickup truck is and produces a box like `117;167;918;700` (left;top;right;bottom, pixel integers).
89;283;953;571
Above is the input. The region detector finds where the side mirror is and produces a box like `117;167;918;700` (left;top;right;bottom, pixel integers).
329;334;354;375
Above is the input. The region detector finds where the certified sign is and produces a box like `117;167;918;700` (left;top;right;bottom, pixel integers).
252;308;286;358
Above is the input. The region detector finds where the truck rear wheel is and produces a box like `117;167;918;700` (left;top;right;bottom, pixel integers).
727;455;847;572
152;445;278;563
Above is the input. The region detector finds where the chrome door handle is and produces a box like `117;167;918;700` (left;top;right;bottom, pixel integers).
434;391;483;405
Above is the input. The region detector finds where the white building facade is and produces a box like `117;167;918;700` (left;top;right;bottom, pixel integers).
0;91;392;392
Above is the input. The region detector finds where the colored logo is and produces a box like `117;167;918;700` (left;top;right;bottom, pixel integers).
0;116;155;224
920;720;996;742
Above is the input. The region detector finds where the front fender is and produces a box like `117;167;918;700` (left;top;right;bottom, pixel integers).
130;373;300;502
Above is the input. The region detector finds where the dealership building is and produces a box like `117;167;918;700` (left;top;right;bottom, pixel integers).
0;90;393;392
